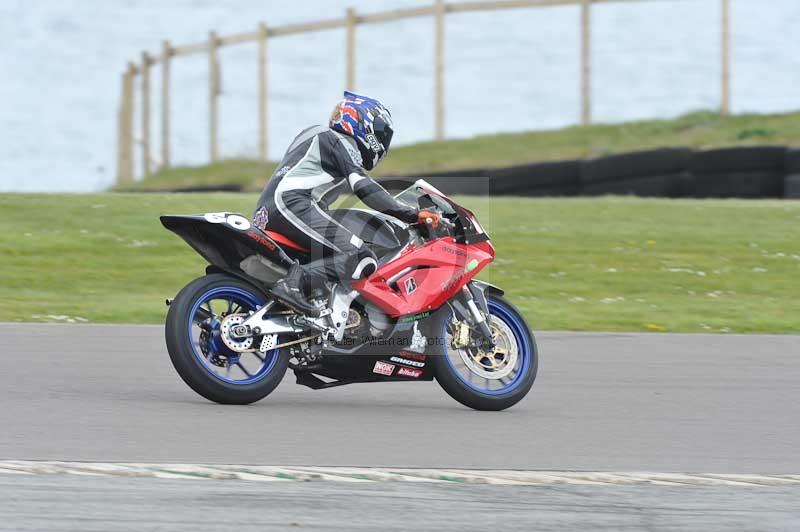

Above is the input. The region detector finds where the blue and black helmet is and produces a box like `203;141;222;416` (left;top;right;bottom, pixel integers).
329;91;394;170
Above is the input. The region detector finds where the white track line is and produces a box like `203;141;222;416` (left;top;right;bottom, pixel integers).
1;461;799;487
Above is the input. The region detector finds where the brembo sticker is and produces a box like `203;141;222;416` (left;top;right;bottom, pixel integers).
390;356;425;368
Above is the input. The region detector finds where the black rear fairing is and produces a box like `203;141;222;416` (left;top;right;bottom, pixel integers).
160;213;299;285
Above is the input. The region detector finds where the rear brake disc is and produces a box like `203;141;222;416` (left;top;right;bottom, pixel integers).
219;314;254;352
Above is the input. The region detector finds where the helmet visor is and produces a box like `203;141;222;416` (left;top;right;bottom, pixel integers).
373;116;393;154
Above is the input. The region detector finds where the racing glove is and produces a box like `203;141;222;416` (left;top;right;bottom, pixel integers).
418;210;441;228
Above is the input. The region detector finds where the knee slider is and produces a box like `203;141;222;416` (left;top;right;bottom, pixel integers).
351;248;378;280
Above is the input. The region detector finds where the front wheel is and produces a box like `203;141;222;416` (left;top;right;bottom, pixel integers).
432;294;538;411
165;273;289;404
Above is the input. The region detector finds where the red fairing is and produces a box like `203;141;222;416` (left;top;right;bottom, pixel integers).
351;238;495;317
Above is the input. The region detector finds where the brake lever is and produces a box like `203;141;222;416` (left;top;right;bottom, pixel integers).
440;217;456;229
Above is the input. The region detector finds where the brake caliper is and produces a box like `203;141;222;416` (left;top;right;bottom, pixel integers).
451;320;472;350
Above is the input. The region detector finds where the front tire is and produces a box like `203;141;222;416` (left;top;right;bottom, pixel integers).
432;294;538;411
165;273;289;405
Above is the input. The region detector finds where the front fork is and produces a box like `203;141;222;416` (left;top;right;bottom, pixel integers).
450;284;495;349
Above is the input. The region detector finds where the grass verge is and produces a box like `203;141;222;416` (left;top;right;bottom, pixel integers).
1;194;798;332
119;110;800;192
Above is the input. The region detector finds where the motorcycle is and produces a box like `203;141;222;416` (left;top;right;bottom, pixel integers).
161;180;538;410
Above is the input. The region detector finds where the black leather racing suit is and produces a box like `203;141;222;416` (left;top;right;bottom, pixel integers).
253;125;419;285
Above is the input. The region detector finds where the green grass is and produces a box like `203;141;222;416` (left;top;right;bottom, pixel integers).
2;194;798;333
121;110;800;192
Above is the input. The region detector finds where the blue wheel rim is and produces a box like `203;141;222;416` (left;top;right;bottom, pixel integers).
188;286;279;385
442;299;531;395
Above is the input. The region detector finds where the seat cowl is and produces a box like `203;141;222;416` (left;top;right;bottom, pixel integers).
263;230;310;253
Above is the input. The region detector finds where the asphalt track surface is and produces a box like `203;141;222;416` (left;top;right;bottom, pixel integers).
3;474;799;532
3;323;800;531
2;323;799;473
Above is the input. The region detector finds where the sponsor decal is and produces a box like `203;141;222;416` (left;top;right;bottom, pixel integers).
404;277;417;295
440;245;467;257
345;144;363;166
247;230;277;251
398;351;427;362
253;206;269;230
441;271;467;292
365;133;382;154
390;356;425;368
275;165;291;177
439;259;480;292
395;366;422;378
373;361;395;376
398;311;430;323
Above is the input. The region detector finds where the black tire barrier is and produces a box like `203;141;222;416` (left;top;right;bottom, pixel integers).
503;185;578;197
689;146;787;174
580;173;691;198
690;172;785;198
387;145;798;199
580;148;692;184
785;175;800;199
420;175;492;196
786;149;800;174
491;160;581;196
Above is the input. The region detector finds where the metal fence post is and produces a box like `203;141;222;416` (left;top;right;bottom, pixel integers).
434;0;446;141
346;8;357;90
581;0;592;125
140;51;151;178
161;40;172;168
720;0;731;115
258;23;269;162
208;31;220;162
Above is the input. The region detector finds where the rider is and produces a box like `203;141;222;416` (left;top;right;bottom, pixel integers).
253;91;440;317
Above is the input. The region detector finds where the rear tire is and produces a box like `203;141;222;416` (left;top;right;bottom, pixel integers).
432;295;538;411
165;273;289;405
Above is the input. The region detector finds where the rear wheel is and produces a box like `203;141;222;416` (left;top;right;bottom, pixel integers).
432;294;538;411
165;273;289;404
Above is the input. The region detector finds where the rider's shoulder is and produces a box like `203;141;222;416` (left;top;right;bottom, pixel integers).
323;129;363;167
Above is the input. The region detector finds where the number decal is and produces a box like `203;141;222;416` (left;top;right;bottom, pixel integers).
203;212;251;230
204;212;227;224
225;214;251;230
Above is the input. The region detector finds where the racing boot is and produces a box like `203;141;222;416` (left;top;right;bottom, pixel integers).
271;261;321;318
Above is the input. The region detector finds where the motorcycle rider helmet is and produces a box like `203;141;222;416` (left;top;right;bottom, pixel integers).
329;91;394;171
